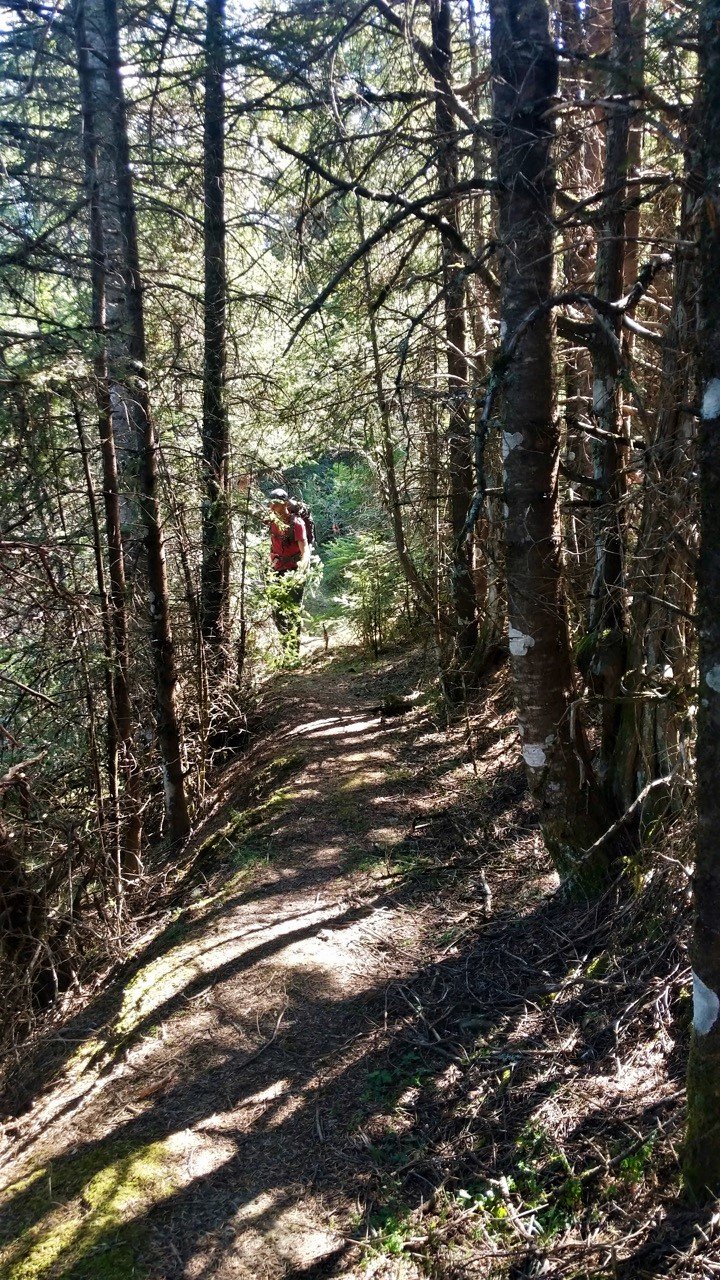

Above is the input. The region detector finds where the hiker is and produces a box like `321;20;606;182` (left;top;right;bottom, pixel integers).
267;488;312;657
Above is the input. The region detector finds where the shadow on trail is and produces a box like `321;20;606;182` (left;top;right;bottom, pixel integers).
0;652;691;1279
0;871;689;1278
0;692;415;1124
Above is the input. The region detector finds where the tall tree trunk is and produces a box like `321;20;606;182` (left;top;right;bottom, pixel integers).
431;0;478;671
621;0;647;297
74;0;190;842
358;226;435;620
612;138;698;812
557;0;595;590
684;0;720;1197
467;0;505;660
489;0;613;891
74;400;119;846
586;0;638;770
72;0;142;876
201;0;231;666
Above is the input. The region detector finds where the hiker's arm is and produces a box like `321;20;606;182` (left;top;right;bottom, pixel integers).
298;522;312;570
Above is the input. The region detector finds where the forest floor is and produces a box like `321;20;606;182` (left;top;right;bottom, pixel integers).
0;642;712;1280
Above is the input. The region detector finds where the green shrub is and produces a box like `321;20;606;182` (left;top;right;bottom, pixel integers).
323;532;407;654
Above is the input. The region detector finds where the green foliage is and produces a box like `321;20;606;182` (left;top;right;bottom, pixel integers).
365;1204;414;1257
449;1123;587;1244
361;1051;434;1107
322;532;407;654
288;457;379;547
613;1133;658;1187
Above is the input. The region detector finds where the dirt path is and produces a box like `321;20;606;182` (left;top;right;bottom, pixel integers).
0;648;471;1280
1;648;687;1280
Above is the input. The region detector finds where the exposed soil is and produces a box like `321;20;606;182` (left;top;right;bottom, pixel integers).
0;645;704;1280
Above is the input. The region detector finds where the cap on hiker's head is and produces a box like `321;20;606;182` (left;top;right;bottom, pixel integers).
269;487;289;502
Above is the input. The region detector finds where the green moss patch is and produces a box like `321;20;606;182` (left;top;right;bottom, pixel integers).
0;1139;177;1279
196;749;307;864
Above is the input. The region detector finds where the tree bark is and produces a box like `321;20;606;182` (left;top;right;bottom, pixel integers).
201;0;232;666
72;0;142;876
612;136;698;813
557;0;595;595
489;0;613;890
621;0;647;298
73;0;190;843
684;0;720;1197
0;763;63;1009
430;0;478;671
586;0;638;770
467;0;505;661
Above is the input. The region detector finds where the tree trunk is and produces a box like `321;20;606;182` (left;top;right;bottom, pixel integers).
586;0;638;770
489;0;614;891
73;0;190;842
74;399;119;848
557;0;595;599
72;0;142;876
612;136;698;813
684;0;720;1197
431;0;478;671
467;0;505;661
0;763;64;1009
621;0;647;298
200;0;231;666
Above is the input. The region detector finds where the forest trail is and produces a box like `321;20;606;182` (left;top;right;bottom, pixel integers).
0;646;687;1280
0;646;493;1280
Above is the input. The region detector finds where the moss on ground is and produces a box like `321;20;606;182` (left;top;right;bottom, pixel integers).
0;1139;177;1279
196;749;307;864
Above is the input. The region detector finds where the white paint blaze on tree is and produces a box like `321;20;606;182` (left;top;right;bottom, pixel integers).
508;628;535;657
693;973;720;1037
489;0;614;891
701;377;720;420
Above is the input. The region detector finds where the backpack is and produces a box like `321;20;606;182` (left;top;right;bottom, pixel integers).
290;499;316;546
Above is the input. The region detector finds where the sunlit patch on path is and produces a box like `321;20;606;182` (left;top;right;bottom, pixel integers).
0;652;438;1279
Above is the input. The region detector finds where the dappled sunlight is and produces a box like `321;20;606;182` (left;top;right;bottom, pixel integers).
295;715;344;733
0;1138;188;1280
342;748;394;765
315;728;389;750
185;1187;343;1280
336;769;390;792
309;717;381;739
2;648;687;1280
365;826;406;848
113;938;208;1044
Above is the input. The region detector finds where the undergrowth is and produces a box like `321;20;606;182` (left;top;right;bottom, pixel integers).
343;666;693;1277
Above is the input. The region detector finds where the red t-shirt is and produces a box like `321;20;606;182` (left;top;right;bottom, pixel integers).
270;515;306;573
